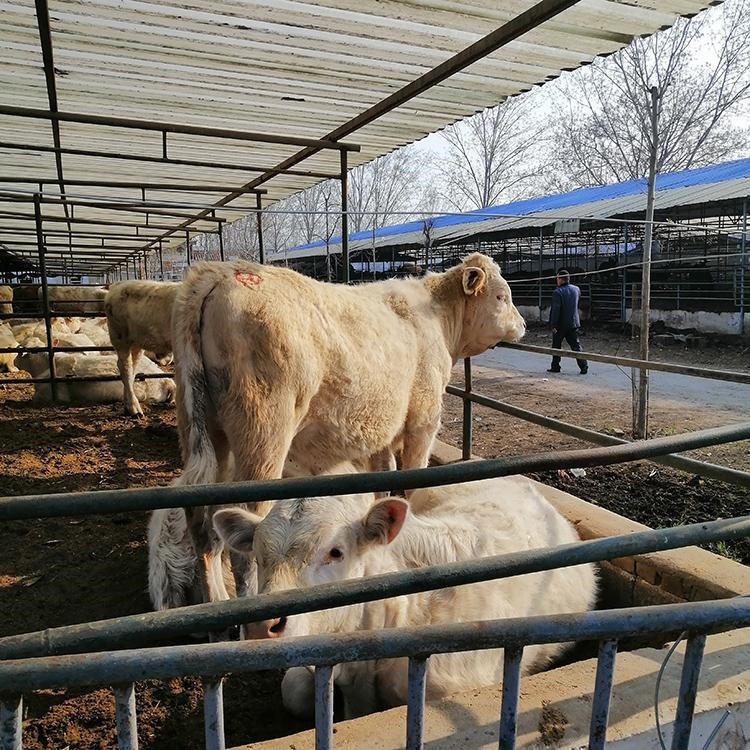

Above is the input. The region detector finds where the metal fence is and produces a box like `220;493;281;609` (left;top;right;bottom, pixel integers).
2;230;750;750
1;416;750;748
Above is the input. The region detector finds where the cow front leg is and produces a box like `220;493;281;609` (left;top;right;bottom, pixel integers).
118;345;143;417
400;415;439;474
281;666;316;719
337;662;379;719
369;446;397;499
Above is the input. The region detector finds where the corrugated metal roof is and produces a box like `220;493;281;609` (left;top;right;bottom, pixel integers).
0;0;718;273
279;156;750;260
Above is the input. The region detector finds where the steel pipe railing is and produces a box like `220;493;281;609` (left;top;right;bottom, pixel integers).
1;514;748;660
446;385;750;488
496;342;750;385
4;599;747;750
0;421;748;523
0;598;746;695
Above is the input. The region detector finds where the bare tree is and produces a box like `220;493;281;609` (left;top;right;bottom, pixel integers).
315;181;341;281
438;93;546;210
348;147;431;232
547;0;750;190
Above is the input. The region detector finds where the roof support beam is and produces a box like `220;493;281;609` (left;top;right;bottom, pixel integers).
129;0;583;264
34;0;72;248
0;177;267;194
0;106;360;152
0;229;167;240
0;210;220;233
0;142;339;180
0;196;224;223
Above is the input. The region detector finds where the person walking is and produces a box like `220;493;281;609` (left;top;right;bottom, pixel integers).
548;269;588;374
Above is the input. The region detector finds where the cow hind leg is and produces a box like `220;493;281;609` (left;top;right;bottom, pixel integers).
118;345;143;417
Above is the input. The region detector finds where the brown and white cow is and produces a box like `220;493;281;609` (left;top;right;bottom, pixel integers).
173;253;525;604
104;280;179;417
214;477;598;718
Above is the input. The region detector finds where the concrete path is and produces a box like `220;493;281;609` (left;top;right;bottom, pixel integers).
474;347;750;414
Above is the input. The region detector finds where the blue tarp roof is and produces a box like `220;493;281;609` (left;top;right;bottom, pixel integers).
289;156;750;254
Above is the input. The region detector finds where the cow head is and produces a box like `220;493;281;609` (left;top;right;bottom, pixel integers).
213;494;408;640
455;253;525;357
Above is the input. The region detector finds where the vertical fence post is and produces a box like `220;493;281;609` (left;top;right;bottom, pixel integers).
462;357;473;460
256;194;264;265
34;194;56;402
114;683;139;750
634;86;659;439
218;221;225;262
406;657;428;750
538;228;543;323
671;634;706;750
158;241;163;278
0;695;22;750
340;149;349;283
498;646;523;750
740;197;747;336
621;224;628;324
186;230;191;268
203;679;226;750
314;666;334;750
588;639;618;750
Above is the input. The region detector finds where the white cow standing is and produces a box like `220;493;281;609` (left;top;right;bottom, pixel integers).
173;253;526;604
104;280;179;417
214;477;598;719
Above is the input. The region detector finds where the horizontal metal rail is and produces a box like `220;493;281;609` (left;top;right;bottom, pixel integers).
1;514;747;660
0;599;747;691
0;422;748;523
0;105;360;152
446;386;750;487
4;372;172;385
497;342;750;385
0;141;339;180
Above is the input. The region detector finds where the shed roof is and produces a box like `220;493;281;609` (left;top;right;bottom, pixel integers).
278;156;750;261
0;0;718;275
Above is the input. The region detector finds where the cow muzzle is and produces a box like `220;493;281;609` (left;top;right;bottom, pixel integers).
245;616;288;639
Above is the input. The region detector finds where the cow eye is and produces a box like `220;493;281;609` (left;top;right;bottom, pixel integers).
329;548;343;560
496;294;503;301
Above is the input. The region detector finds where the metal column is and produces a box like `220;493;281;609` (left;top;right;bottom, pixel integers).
538;228;543;322
462;357;473;460
218;221;225;262
256;194;264;264
634;86;659;439
740;197;747;336
340;149;349;283
34;194;57;401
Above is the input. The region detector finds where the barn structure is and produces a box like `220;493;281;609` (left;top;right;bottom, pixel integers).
277;157;750;335
1;2;750;750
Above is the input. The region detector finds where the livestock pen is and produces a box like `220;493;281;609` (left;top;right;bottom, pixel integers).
2;1;750;749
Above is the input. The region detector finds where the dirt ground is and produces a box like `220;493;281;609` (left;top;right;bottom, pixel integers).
0;327;748;748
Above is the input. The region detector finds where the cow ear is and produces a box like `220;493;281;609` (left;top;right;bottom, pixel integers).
362;498;408;545
212;508;261;552
462;266;486;296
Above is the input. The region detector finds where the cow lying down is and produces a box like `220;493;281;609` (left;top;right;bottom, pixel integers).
213;476;598;719
148;459;365;611
16;338;175;405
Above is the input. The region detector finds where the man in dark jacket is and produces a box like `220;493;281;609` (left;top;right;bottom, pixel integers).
548;270;588;374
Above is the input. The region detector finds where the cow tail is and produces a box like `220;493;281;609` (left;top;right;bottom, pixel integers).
147;507;197;610
172;266;224;487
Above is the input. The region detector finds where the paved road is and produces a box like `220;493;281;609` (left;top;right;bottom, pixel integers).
474;346;750;414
